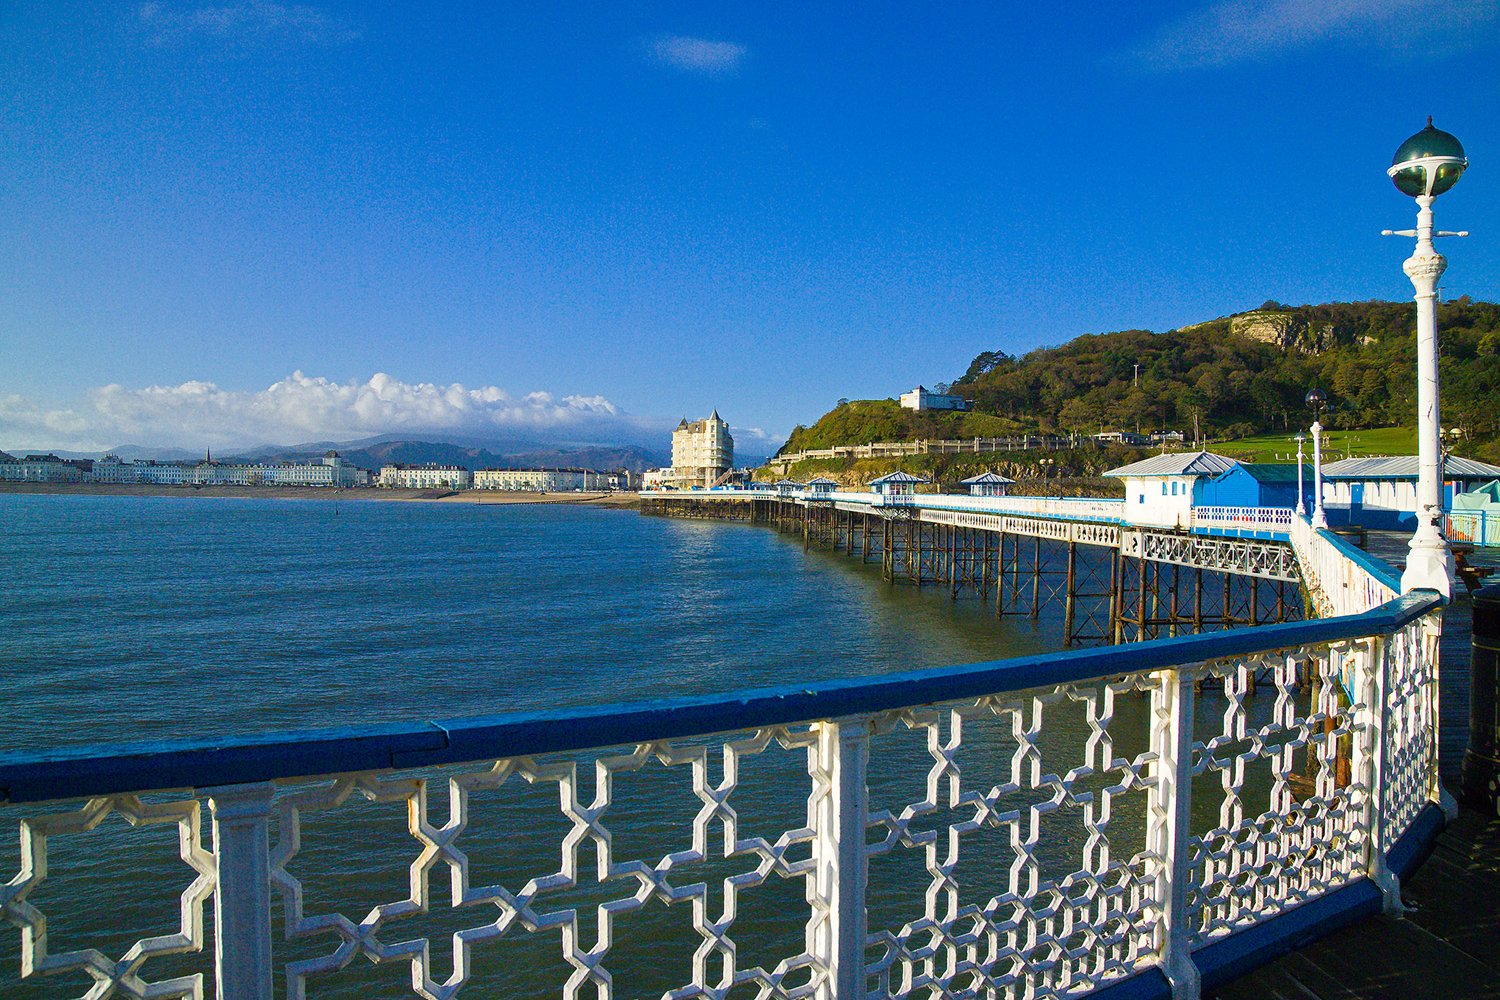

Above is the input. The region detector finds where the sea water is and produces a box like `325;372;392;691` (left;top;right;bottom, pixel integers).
0;493;1158;998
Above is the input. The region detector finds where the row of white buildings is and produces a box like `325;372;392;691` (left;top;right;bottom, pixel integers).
96;452;370;487
0;451;370;486
375;465;621;491
1;452;623;492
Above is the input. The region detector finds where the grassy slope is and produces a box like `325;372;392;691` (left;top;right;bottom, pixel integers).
1211;426;1418;463
778;400;1026;454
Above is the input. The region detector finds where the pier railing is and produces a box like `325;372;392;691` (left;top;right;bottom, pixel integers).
659;490;1300;536
1190;506;1295;531
1289;515;1400;619
0;587;1445;999
1446;509;1499;547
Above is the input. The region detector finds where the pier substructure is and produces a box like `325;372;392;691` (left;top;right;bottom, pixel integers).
642;495;1305;648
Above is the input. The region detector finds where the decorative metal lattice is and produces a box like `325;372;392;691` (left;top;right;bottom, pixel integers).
1186;644;1367;944
863;678;1162;999
1380;617;1440;846
0;795;215;999
270;728;827;1000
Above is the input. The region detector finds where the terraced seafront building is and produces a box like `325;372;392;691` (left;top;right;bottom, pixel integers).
473;467;617;491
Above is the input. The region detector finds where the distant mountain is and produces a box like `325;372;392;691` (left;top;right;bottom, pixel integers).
502;445;668;473
108;444;205;461
224;439;668;474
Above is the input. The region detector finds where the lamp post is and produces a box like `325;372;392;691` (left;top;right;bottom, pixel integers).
1294;432;1307;516
1384;117;1468;598
1306;389;1328;529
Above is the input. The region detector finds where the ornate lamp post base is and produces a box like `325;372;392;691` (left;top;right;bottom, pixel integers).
1402;526;1454;597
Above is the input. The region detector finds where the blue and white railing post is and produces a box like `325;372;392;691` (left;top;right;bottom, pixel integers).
811;715;872;999
1151;667;1202;1000
206;782;277;1000
1360;636;1406;915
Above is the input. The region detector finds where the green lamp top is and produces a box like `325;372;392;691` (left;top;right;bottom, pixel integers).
1390;117;1467;197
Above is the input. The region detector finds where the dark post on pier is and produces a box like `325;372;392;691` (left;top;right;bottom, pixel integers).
1463;582;1500;812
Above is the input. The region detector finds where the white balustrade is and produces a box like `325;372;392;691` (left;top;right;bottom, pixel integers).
1190;506;1295;530
1;615;1443;999
1289;514;1399;619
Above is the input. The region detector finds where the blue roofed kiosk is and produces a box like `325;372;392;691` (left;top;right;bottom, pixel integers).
867;471;927;496
804;476;839;498
961;471;1015;497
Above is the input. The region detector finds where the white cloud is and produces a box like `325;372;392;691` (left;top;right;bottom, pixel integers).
138;1;360;47
0;373;662;453
728;425;785;457
649;35;747;74
1125;0;1498;70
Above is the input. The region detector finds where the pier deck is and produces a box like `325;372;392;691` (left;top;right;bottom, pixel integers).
1215;540;1500;999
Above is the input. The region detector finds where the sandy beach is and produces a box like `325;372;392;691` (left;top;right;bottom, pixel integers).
0;481;642;508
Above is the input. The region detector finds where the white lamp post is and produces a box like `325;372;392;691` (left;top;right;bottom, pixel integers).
1307;389;1328;529
1294;432;1307;516
1384;118;1468;598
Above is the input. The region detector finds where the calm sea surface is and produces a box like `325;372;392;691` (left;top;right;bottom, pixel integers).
0;492;1062;754
5;492;1125;999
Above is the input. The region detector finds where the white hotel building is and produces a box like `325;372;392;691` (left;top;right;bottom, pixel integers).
377;464;473;490
667;410;734;489
473;468;616;491
86;451;370;487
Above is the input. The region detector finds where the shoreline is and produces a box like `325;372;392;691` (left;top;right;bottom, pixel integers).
0;481;642;509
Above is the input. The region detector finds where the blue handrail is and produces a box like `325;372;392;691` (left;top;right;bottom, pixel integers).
0;592;1442;805
1318;526;1405;593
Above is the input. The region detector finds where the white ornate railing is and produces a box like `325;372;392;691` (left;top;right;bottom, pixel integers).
1190;506;1295;531
1288;515;1400;619
0;584;1444;999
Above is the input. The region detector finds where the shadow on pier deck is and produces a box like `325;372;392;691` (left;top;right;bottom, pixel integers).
1214;536;1500;1000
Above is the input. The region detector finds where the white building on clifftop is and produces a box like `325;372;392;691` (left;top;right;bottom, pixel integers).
668;411;734;489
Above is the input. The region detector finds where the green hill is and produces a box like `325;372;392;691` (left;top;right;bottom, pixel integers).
775;298;1500;467
779;400;1026;454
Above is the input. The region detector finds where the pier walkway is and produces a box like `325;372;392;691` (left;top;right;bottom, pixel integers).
1215;540;1500;1000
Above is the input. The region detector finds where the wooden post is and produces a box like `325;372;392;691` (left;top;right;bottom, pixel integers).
1064;540;1078;647
1194;568;1204;633
1110;549;1124;645
1031;535;1042;619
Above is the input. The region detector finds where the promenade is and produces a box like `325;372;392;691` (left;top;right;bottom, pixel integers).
1216;537;1500;999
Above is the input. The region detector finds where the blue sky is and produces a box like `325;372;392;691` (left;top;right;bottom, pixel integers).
1;1;1497;455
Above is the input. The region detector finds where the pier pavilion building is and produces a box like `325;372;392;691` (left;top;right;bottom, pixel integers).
867;470;928;495
1103;451;1238;529
961;470;1015;496
1196;462;1312;511
1321;454;1500;530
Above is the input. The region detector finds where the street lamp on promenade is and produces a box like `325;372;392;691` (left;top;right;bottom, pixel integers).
1384;118;1468;598
1306;389;1328;529
1295;432;1307;516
